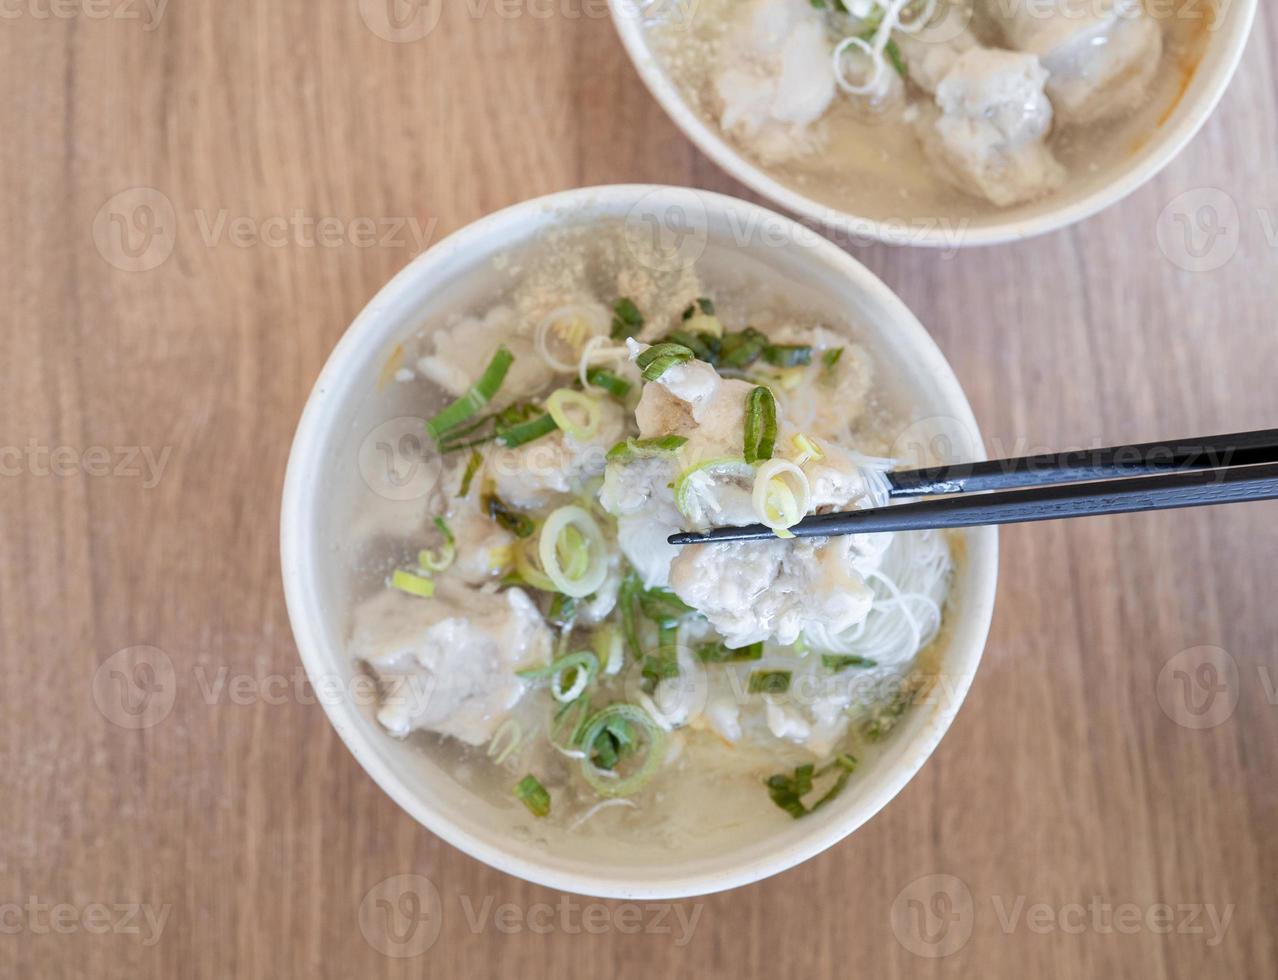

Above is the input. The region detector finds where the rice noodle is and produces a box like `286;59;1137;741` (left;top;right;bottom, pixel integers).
805;529;951;665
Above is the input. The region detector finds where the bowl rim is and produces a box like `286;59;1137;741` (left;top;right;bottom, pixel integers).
606;0;1258;248
280;184;1000;898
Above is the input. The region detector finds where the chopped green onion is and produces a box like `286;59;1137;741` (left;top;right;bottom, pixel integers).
589;715;635;771
518;650;599;703
606;435;688;463
765;754;857;819
791;433;825;465
636;342;695;382
748;670;792;695
496;411;558;448
744;386;778;464
545;389;602;442
682;297;715;319
547;593;577;628
538;505;609;598
762;344;813;368
578;703;667;798
697;641;763;663
618;570;643;666
822;347;844;370
638;586;696;625
425;346;514;442
551;696;591;751
822;654;877;672
390;569;435;598
885;37;907;79
514;774;551;817
484;494;535;538
662;329;717;362
586;368;631;399
610;297;643;340
417;516;456;572
718;328;768;369
458;450;483;498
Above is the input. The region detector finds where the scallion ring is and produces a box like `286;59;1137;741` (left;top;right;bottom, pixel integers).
545;389;603;442
752;459;811;536
538;505;609;598
577;703;667;798
418;516;456;572
534;305;607;373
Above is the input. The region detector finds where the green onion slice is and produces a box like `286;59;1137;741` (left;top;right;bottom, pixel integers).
417;516;456;573
585;368;632;399
766;754;857;819
458;450;483;498
545;389;602;442
636;342;695;382
744;386;778;464
484;494;535;538
822;347;844;370
390;569;435;599
822;654;878;672
577;703;667;798
748;670;792;695
538;505;609;598
606;435;687;463
425;346;514;442
514;774;551;817
496;411;558;448
610;298;644;340
762;344;813;368
697;641;763;663
518;650;599;703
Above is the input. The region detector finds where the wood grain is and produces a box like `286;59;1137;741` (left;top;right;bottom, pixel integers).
2;3;1275;977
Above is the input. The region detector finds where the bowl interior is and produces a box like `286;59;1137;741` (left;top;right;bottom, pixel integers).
608;0;1257;247
281;186;998;898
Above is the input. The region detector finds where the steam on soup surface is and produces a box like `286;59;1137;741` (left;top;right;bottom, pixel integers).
644;0;1209;221
346;225;956;842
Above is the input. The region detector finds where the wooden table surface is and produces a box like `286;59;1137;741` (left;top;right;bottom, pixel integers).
3;2;1276;977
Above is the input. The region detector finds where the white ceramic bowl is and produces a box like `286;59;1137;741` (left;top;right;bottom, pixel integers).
608;0;1257;247
281;185;999;898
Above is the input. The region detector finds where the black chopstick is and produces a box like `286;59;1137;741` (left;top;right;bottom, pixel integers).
886;428;1278;497
668;461;1278;545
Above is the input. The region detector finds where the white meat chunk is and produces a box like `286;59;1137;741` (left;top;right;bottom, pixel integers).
667;535;879;648
416;305;554;404
986;0;1162;126
351;583;552;745
917;47;1065;207
488;396;626;510
714;0;837;164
